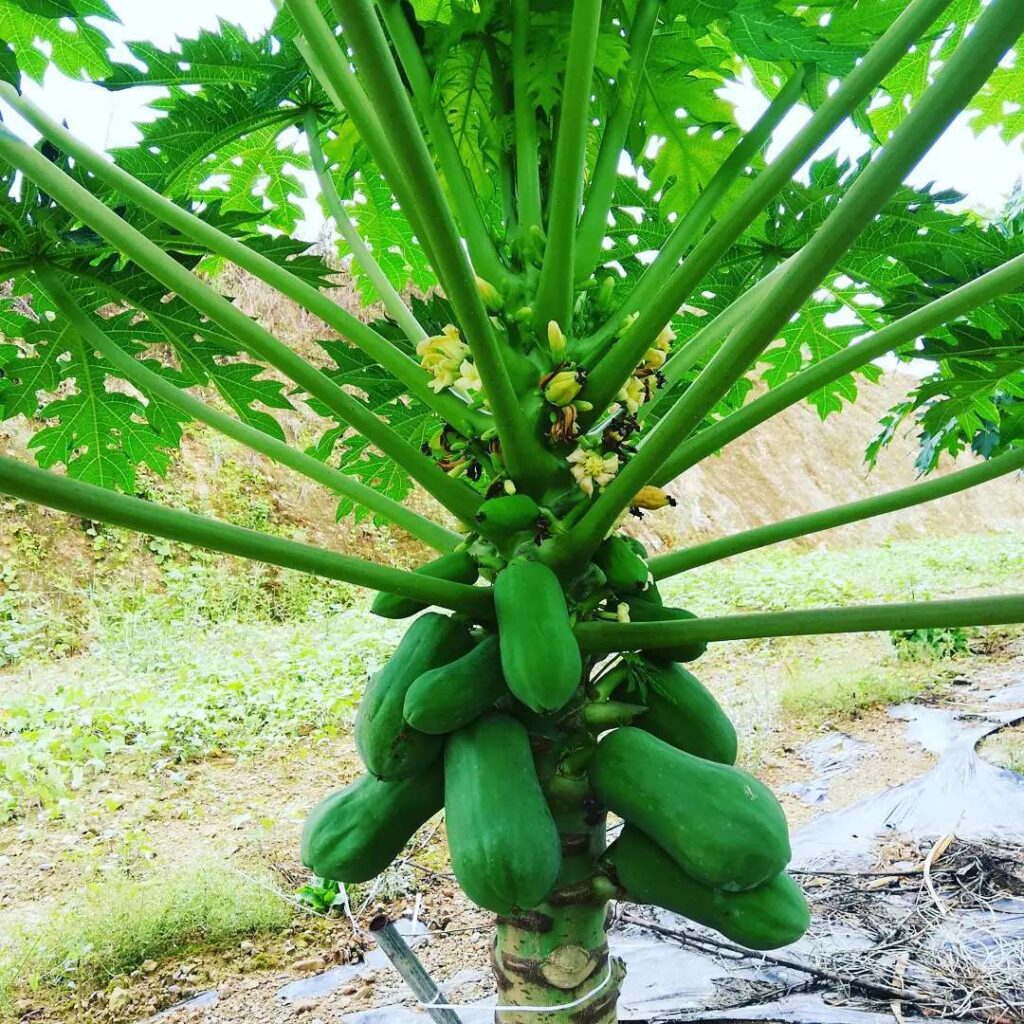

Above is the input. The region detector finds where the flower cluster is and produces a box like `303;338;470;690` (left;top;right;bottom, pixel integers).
417;325;482;395
616;322;673;414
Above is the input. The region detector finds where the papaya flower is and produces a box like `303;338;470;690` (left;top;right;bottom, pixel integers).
417;324;469;390
617;375;648;415
543;369;583;407
455;358;483;394
568;445;619;497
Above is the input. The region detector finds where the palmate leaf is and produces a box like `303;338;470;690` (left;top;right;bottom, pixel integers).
870;298;1024;469
0;37;18;90
305;297;455;521
331;171;437;307
103;20;294;90
637;152;1024;435
0;295;184;491
0;0;115;83
100;24;313;234
433;36;500;204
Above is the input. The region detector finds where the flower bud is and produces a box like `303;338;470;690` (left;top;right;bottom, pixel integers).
475;275;502;312
547;320;567;357
631;485;677;510
543;369;583;407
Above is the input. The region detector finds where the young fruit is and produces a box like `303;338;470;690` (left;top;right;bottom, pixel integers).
494;558;582;712
602;825;809;950
623;596;706;662
444;714;561;914
371;551;478;619
589;728;791;891
615;657;737;764
595;535;650;595
355;613;474;779
301;766;443;883
403;633;508;734
474;494;542;535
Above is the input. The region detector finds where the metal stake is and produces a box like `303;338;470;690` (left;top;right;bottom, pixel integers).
369;915;462;1024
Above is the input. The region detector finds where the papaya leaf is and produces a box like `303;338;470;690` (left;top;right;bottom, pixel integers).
0;0;115;82
0;37;18;90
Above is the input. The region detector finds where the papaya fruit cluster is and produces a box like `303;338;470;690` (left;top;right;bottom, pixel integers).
301;514;808;950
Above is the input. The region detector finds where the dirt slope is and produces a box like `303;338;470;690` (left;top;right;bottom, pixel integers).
637;373;1024;555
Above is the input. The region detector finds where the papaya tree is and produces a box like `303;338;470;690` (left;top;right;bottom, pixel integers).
1;0;1024;1019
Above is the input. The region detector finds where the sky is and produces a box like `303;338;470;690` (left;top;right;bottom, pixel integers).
3;0;1021;240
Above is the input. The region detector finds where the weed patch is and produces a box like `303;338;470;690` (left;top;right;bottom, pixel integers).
663;534;1024;616
780;661;941;725
0;860;290;1016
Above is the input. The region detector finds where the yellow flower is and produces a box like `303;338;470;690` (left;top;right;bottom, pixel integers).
568;446;619;497
617;375;648;415
455;358;483;393
543;369;583;407
641;324;675;370
417;324;469;390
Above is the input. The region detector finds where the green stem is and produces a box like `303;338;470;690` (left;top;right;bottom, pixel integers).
559;0;1024;565
575;593;1024;653
376;0;511;288
302;109;426;344
580;0;955;409
532;0;602;330
0;83;480;436
573;0;659;284
35;265;458;554
650;448;1024;580
331;0;549;490
580;67;804;350
511;0;542;240
635;261;788;425
284;0;445;278
653;252;1024;484
0;127;482;523
0;456;491;616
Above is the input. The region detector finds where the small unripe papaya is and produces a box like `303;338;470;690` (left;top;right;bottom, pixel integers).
596;535;650;595
475;494;541;535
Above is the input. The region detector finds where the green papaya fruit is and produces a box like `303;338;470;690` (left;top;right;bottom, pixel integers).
355;613;474;779
589;728;790;891
603;825;809;950
371;550;478;619
403;633;508;734
474;494;541;535
623;596;706;662
596;536;650;595
616;657;737;764
494;558;582;712
444;714;561;913
301;766;443;883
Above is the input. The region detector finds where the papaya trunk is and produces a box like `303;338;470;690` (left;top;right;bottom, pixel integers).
491;719;625;1024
